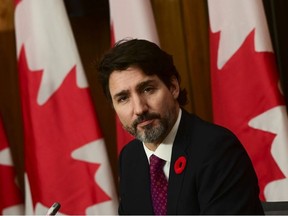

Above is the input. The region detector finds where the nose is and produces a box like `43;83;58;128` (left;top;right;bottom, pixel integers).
132;95;148;116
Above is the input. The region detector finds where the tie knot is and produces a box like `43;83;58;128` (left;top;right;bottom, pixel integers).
150;154;166;171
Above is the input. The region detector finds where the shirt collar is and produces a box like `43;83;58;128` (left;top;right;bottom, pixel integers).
143;109;182;163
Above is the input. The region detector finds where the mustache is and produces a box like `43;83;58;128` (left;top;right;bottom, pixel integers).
132;112;161;128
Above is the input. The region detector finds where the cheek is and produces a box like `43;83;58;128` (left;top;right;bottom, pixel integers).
114;106;132;126
152;93;175;110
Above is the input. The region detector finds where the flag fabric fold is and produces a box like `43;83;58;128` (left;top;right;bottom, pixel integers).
0;116;24;215
208;0;288;201
109;0;160;154
14;0;118;214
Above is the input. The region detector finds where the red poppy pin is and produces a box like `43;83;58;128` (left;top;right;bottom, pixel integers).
174;156;187;174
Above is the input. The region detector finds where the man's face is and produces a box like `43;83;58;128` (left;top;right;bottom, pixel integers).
109;66;180;145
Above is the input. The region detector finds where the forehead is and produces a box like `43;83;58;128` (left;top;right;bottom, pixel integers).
109;67;160;94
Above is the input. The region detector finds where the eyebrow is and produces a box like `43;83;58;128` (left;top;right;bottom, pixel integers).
135;79;156;92
113;90;130;101
112;79;157;101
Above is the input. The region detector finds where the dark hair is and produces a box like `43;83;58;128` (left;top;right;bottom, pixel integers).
97;38;188;106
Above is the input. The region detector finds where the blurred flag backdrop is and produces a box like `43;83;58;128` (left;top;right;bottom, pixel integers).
14;0;118;214
208;0;288;201
0;116;24;215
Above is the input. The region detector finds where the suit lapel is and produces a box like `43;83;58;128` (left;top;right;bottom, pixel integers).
167;111;190;214
128;140;154;214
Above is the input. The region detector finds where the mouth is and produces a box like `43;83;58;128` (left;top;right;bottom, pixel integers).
132;112;161;131
137;119;154;128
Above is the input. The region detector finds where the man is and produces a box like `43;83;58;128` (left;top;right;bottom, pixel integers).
97;38;264;215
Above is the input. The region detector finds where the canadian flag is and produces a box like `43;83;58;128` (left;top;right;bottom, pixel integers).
0;116;24;215
109;0;160;154
14;0;118;214
208;0;288;201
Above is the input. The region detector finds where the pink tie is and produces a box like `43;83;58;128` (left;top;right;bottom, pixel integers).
149;154;168;215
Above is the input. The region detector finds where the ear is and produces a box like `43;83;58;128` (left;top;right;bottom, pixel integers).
170;76;180;99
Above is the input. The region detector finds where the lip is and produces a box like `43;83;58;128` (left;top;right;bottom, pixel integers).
137;119;154;128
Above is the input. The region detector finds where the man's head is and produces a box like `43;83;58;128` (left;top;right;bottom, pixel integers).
97;38;187;106
97;39;188;145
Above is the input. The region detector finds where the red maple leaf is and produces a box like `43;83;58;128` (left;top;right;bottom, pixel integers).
0;153;23;212
0;119;23;212
18;46;111;214
210;30;285;200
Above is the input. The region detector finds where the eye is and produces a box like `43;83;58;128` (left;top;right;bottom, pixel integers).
117;96;128;103
143;86;155;94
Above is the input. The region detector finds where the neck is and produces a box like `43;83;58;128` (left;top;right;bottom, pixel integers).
144;142;160;152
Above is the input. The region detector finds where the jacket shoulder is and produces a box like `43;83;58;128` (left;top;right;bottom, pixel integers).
180;109;238;141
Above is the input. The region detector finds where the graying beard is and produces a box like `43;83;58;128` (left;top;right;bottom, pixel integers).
137;123;167;143
126;118;169;143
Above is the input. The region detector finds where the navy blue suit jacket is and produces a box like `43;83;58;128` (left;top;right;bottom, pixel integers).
118;109;264;214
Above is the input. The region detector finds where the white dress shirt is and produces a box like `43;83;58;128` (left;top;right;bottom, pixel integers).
143;109;182;179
